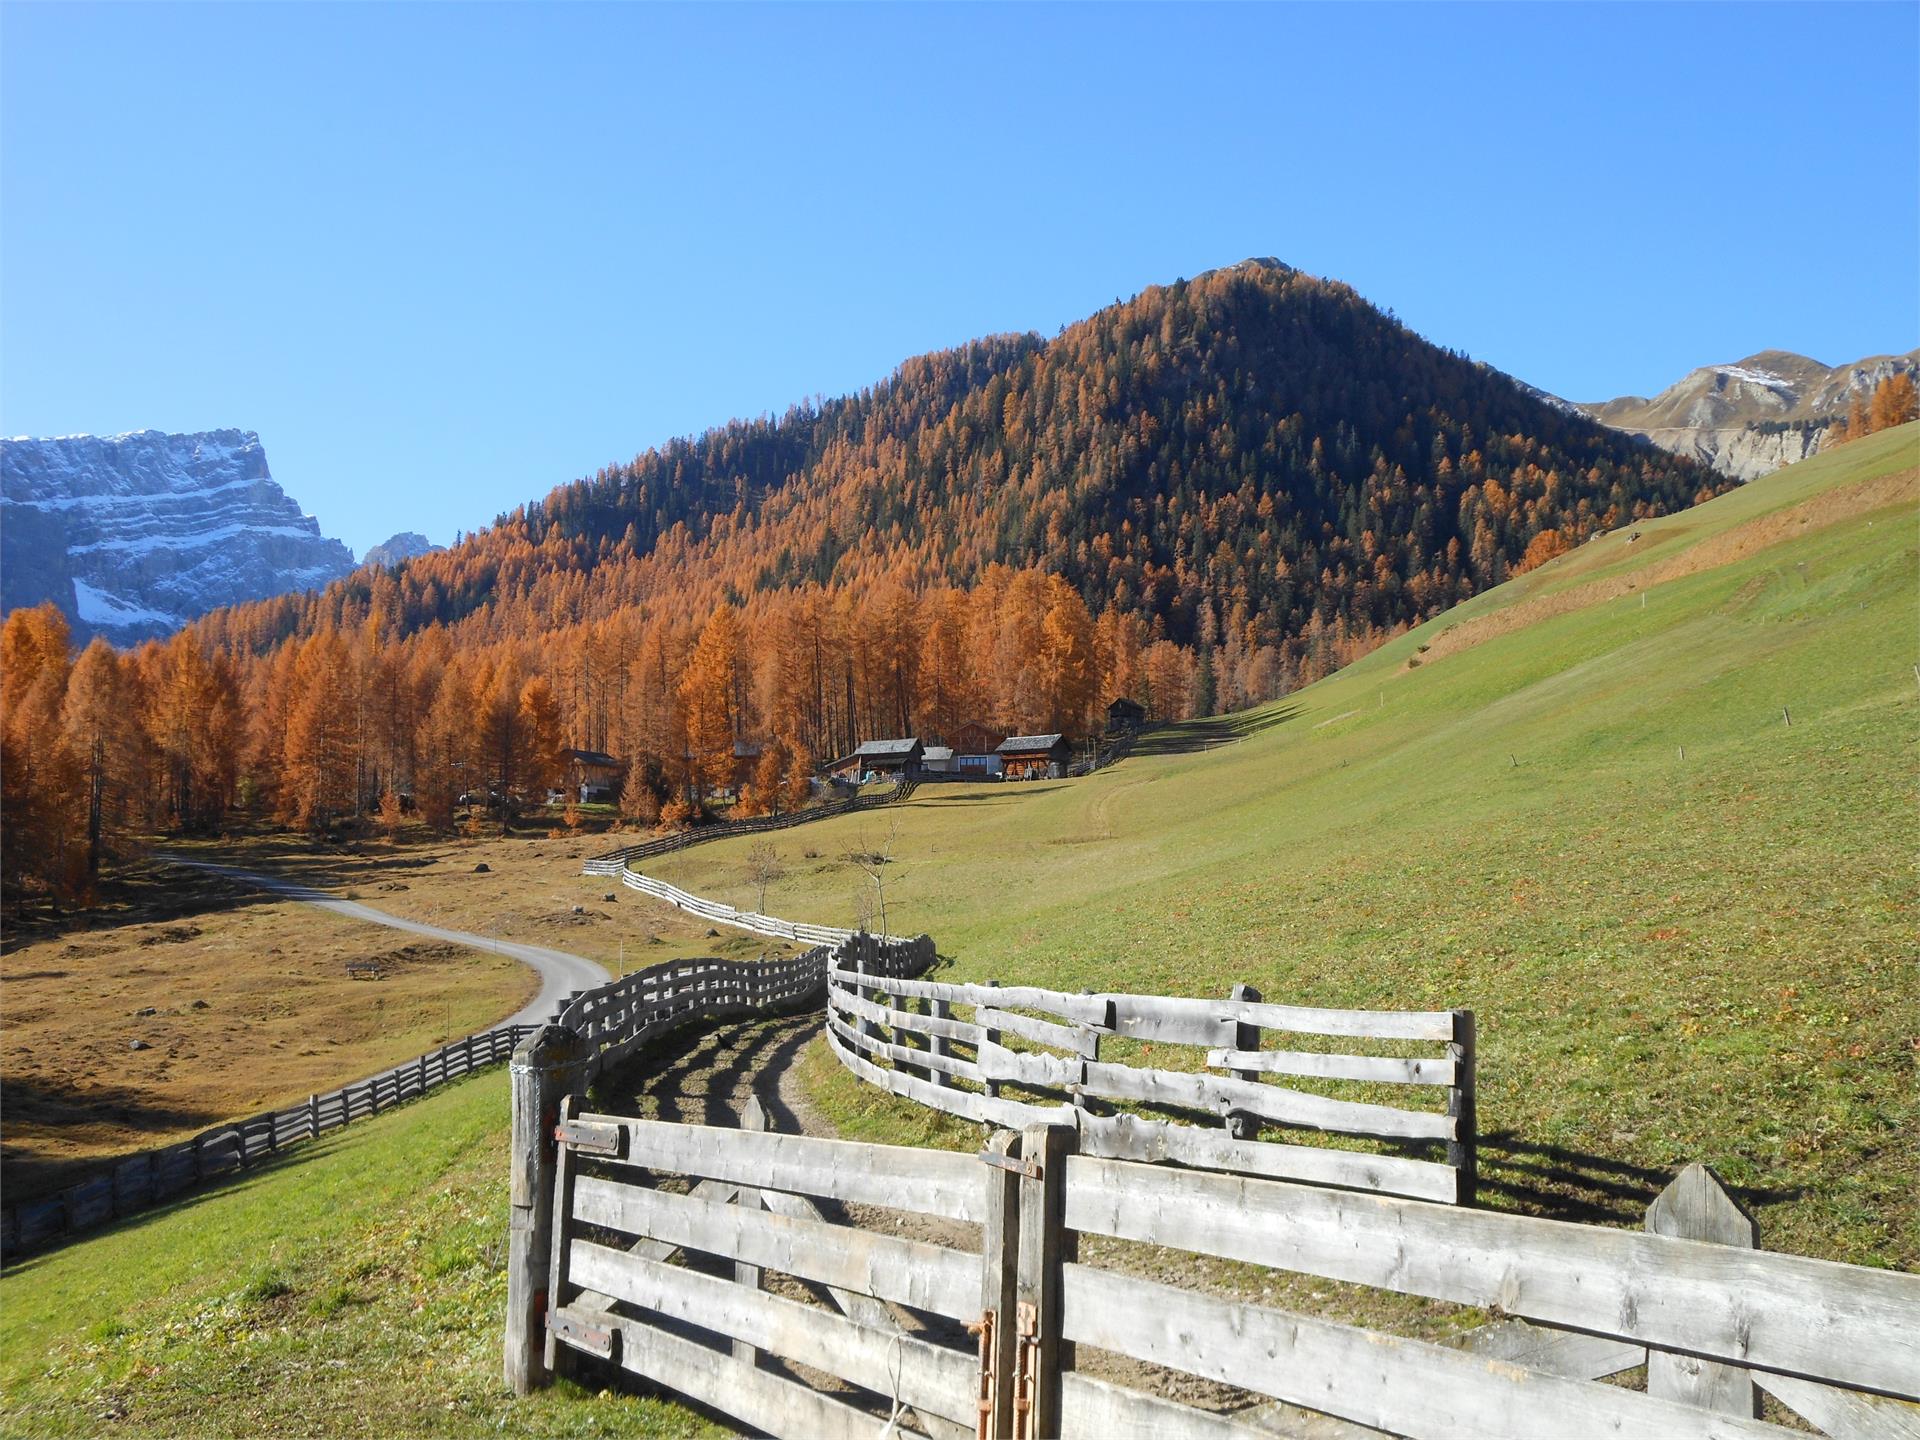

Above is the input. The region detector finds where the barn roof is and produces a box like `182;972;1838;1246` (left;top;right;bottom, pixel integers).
564;748;621;767
854;737;921;757
997;733;1065;755
922;746;954;762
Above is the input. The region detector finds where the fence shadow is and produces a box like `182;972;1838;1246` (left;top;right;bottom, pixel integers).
595;1011;821;1133
1128;704;1302;757
1477;1130;1804;1227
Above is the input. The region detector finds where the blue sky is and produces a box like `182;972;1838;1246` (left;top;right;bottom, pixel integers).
3;3;1915;557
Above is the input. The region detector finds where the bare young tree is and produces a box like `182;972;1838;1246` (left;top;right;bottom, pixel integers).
845;816;902;937
744;839;784;915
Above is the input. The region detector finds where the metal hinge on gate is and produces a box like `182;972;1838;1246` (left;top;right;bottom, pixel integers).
978;1148;1043;1181
554;1117;625;1158
967;1309;996;1440
548;1305;619;1361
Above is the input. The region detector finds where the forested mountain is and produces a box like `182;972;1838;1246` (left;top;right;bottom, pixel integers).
198;259;1717;659
4;262;1734;899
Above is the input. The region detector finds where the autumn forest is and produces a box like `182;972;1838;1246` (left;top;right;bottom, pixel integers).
3;261;1744;903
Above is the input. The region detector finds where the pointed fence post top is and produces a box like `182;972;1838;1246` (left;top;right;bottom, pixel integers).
1646;1162;1757;1248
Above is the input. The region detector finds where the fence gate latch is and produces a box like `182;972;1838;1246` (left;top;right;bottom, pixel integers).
978;1149;1043;1181
966;1309;996;1440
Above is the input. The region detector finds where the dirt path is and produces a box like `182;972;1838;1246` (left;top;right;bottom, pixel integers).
161;855;609;1025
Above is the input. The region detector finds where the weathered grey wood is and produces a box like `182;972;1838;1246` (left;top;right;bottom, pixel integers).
1646;1163;1759;1417
754;1189;911;1334
828;1025;1076;1135
981;1128;1022;1440
1059;1372;1281;1440
977;1006;1085;1053
1077;1057;1454;1142
1446;1009;1476;1206
571;1174;978;1320
543;1091;583;1377
1226;983;1263;1140
1018;1124;1075;1440
1109;993;1454;1045
577;1296;936;1440
1447;1318;1645;1379
585;1110;986;1222
570;1242;977;1429
1058;1263;1795;1440
732;1097;769;1368
1204;1048;1456;1087
1060;1154;1920;1399
504;1024;591;1396
976;1035;1081;1090
828;1011;983;1085
928;997;954;1090
1756;1374;1920;1440
982;979;1003;1098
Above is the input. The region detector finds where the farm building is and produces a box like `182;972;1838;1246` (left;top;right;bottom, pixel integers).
947;719;1001;756
1106;696;1146;733
997;733;1069;780
922;746;955;774
563;748;625;803
730;739;763;792
828;737;924;783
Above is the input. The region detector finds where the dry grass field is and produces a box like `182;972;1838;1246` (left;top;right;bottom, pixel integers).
1;857;535;1202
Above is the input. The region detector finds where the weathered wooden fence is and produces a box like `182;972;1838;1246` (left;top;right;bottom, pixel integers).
1;1021;535;1260
603;863;895;945
518;1092;1920;1439
581;777;916;877
828;962;1475;1205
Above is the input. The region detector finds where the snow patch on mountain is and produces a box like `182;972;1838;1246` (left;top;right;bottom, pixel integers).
1;429;357;643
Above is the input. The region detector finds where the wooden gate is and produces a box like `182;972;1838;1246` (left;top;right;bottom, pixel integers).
525;1104;1920;1439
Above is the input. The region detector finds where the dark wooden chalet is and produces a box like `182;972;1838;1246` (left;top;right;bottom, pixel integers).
830;737;924;783
563;748;625;803
1106;696;1147;733
997;733;1069;780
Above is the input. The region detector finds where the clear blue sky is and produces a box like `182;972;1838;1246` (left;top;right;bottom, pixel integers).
4;2;1915;557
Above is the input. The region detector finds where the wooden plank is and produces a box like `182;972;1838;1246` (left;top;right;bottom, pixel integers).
755;1189;913;1334
1058;1373;1280;1440
1017;1124;1075;1439
828;1026;1076;1134
504;1025;591;1396
1205;1048;1456;1087
569;1242;977;1428
579;1298;936;1440
981;1129;1022;1440
585;1111;985;1222
1059;1263;1796;1440
1757;1374;1920;1440
1448;1318;1645;1380
1060;1155;1920;1399
827;1012;984;1086
1447;1009;1476;1207
1225;983;1263;1141
571;1175;978;1321
976;1035;1081;1089
834;986;982;1047
1646;1163;1758;1417
977;1006;1085;1053
1108;993;1455;1045
1077;1058;1453;1143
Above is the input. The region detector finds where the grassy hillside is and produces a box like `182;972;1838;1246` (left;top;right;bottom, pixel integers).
0;1070;716;1440
648;423;1920;1266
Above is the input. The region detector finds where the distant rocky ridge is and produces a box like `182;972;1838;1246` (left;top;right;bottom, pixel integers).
363;531;443;568
1571;349;1919;480
0;429;356;643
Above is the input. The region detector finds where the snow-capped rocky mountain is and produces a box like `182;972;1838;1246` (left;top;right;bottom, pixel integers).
1;429;356;643
1570;349;1919;480
362;530;442;568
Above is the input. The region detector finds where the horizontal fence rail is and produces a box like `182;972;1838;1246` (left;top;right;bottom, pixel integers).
524;1099;1920;1440
826;962;1476;1205
1;1022;535;1261
581;778;916;877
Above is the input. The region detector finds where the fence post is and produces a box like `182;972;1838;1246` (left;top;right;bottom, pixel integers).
979;1129;1023;1440
1646;1164;1759;1417
1226;983;1262;1140
1016;1123;1076;1440
505;1023;592;1396
1448;1009;1477;1206
982;979;1002;1098
929;998;954;1090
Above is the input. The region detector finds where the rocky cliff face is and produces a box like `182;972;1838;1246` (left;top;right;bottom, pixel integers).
1;429;356;643
362;531;443;568
1572;349;1918;480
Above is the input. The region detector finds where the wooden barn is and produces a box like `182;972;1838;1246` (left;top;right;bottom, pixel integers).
831;737;924;783
1106;696;1146;733
563;748;625;803
997;733;1069;780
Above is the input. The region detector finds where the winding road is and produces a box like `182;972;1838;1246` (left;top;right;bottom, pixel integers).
162;856;610;1026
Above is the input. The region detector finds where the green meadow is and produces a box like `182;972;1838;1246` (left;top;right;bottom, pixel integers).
650;423;1920;1267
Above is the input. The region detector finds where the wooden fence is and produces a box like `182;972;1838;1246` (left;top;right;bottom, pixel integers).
517;1095;1920;1439
827;961;1475;1205
604;863;900;945
581;777;916;877
1;1021;535;1261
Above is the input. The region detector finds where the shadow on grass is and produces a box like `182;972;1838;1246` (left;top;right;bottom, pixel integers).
1478;1131;1803;1226
1128;704;1303;757
1;1080;226;1204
